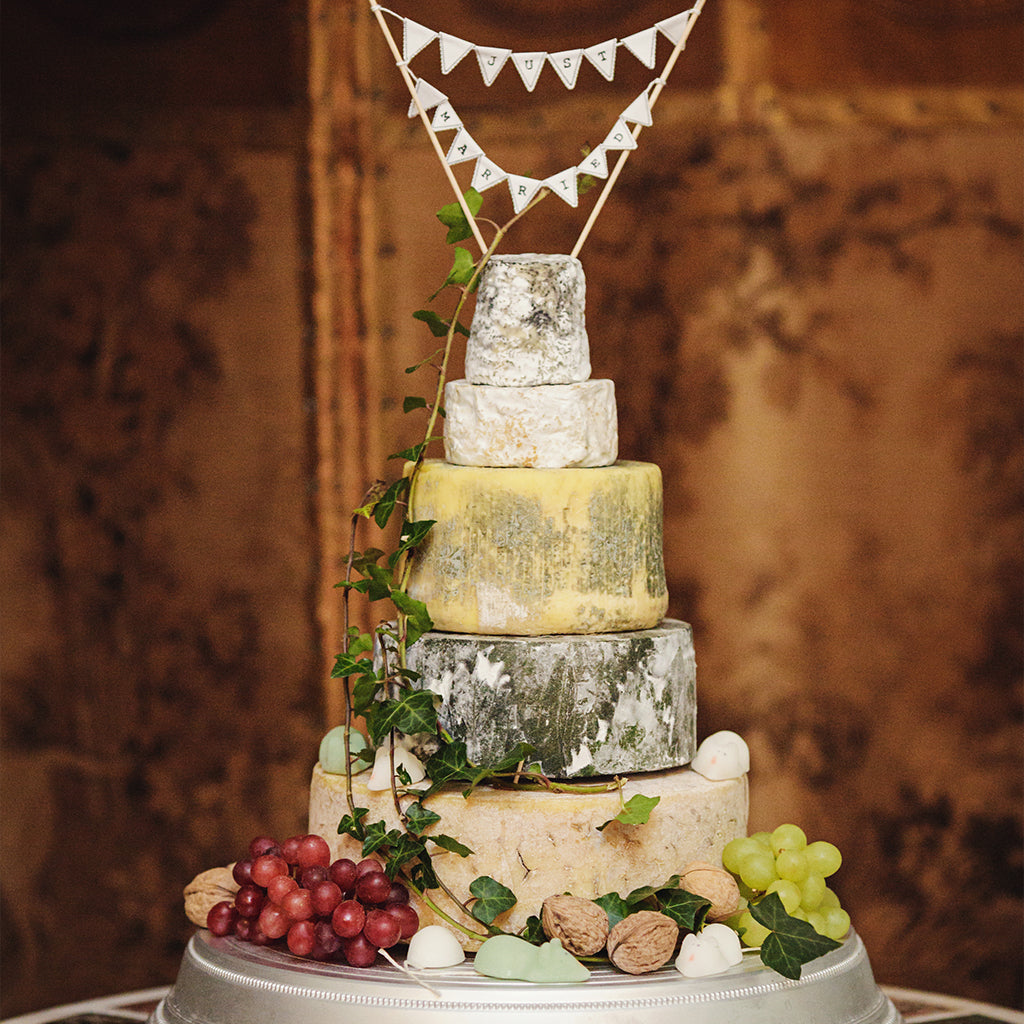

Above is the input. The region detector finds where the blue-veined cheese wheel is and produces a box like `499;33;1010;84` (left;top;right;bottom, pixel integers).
406;461;668;635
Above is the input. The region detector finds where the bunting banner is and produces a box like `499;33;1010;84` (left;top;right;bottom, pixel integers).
406;76;661;209
373;4;699;89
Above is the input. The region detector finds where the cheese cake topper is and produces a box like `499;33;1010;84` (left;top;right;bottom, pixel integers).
368;1;708;255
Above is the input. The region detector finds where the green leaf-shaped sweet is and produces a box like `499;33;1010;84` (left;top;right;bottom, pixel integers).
436;187;483;244
750;891;842;980
469;876;517;926
657;888;712;932
598;793;661;831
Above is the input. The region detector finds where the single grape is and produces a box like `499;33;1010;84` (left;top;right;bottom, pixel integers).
310;880;344;917
806;910;827;936
775;849;809;883
735;910;771;948
312;919;342;959
819;887;841;910
251;853;289;888
805;841;842;878
258;903;291;940
267;874;299;906
765;879;802;914
234;884;266;919
296;834;332;870
355;857;384;878
799;873;827;911
248;923;272;946
385;903;419;941
750;831;774;850
234;916;256;941
821;907;851;940
207;900;239;937
287;919;316;957
738;849;778;891
770;823;807;856
281;887;314;922
280;835;305;865
248;836;281;860
355;870;393;905
722;836;762;876
364;909;402;949
341;933;378;967
329;858;358;893
331;899;366;939
384;881;410;906
232;859;255;887
300;864;329;890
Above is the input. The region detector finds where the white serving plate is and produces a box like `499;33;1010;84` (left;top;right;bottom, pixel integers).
151;929;901;1024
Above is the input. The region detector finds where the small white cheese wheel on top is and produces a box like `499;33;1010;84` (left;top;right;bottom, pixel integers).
465;254;590;386
443;379;618;468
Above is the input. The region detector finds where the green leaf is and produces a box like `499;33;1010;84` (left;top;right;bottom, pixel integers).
412;309;454;338
423;742;474;795
481;742;537;774
444;246;477;289
593;892;631;930
436;187;483;244
385;832;428;876
337;807;369;840
597;793;661;831
403;395;429;412
388;588;434;645
374;478;410;529
657;888;711;932
750;892;842;980
362;821;401;858
521;915;546;944
347;631;374;657
388;442;429;463
331;651;371;679
430;833;474;858
624;875;680;907
367;691;438;744
469;876;517;926
405;346;444;374
403;801;441;836
351;675;383;715
392;519;436;560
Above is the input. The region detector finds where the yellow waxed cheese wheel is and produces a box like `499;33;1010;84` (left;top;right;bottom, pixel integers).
308;763;748;950
406;461;668;635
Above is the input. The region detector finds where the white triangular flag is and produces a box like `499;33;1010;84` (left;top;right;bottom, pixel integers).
622;27;659;68
601;118;638;151
431;101;461;132
547;48;584;88
583;39;617;81
471;156;507;192
407;79;447;118
544;167;579;208
512;51;547;92
621;89;654;127
475;46;512;85
656;10;695;45
506;174;543;214
577;147;609;179
439;32;474;74
445;128;483;166
402;19;437;63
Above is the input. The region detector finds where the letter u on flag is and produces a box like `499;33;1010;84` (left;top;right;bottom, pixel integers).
512;51;547;91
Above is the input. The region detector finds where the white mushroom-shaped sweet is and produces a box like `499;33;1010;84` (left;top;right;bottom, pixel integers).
405;925;466;969
675;924;743;978
365;745;430;791
691;730;750;781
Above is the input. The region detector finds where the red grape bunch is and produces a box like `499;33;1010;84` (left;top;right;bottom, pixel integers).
205;834;419;967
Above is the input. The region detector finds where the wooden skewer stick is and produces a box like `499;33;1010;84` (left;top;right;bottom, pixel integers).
368;3;487;254
571;0;707;259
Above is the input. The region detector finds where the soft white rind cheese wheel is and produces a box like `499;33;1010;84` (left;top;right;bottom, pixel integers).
389;621;695;777
406;461;668;635
309;763;748;950
465;254;590;386
443;379;618;468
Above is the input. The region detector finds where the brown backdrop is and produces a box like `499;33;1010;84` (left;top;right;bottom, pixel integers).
2;0;1021;1016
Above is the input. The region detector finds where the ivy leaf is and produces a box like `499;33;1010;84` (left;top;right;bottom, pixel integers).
521;915;546;944
657;888;711;932
331;651;371;679
346;629;374;657
405;346;444;374
388;588;434;646
360;819;392;856
403;395;429;413
423;742;474;795
469;876;517;926
368;690;438;744
337;807;368;840
444;246;477;289
384;832;428;876
597;793;661;831
430;833;474;857
410;310;468;340
402;801;440;837
593;892;631;929
351;674;383;716
388;441;430;463
436;187;483;244
374;478;410;529
624;875;680;907
351;480;388;519
750;892;841;980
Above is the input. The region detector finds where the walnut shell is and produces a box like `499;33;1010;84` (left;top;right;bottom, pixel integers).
183;865;239;927
541;894;609;956
606;910;679;974
680;861;741;922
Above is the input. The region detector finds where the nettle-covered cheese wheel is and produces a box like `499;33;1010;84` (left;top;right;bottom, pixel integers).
399;621;696;778
465;253;590;386
308;764;748;950
443;378;618;469
406;461;668;635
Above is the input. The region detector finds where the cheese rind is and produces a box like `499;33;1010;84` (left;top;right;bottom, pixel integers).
406;461;668;635
465;254;590;386
308;763;748;949
390;620;695;777
443;379;618;468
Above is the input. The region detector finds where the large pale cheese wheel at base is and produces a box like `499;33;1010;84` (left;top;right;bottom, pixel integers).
394;620;696;778
406;461;668;635
308;763;748;950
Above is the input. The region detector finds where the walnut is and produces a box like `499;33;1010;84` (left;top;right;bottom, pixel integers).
183;865;239;927
606;910;679;974
541;894;609;956
680;861;741;922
